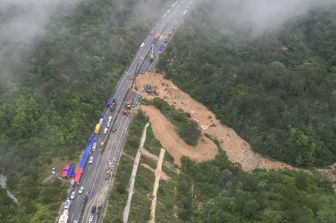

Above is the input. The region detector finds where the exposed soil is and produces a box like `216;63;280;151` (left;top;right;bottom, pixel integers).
141;105;218;167
316;163;336;184
136;72;293;171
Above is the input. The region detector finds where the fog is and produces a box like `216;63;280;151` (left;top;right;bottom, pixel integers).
211;0;336;38
0;0;80;89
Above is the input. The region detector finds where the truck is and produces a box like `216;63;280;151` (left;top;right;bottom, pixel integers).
105;169;110;180
94;123;101;135
106;98;117;112
122;90;133;115
150;43;155;62
98;200;103;210
100;140;105;153
58;210;68;223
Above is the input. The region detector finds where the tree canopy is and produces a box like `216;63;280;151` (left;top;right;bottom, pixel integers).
158;0;336;167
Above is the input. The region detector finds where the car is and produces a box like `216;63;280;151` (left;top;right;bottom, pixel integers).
78;186;84;194
140;42;144;48
103;127;108;135
100;140;105;148
112;128;117;133
91;205;96;214
70;191;76;199
108;116;112;122
73;221;78;223
89;156;93;164
92;142;97;152
107;121;111;128
88;215;94;223
98;117;104;125
64;199;71;209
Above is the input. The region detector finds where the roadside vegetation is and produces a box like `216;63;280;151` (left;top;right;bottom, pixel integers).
104;112;148;223
144;125;162;156
107;112;336;223
147;98;201;146
0;0;170;221
158;0;336;167
105;110;181;223
176;153;336;222
155;157;181;223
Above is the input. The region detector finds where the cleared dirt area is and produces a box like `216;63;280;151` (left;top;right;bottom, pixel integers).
141;105;218;167
136;72;293;171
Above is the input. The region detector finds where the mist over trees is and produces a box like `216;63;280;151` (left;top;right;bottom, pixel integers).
159;0;336;167
207;0;335;38
0;0;170;221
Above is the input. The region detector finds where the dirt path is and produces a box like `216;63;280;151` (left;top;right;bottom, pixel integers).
136;72;293;171
149;148;166;223
141;148;159;162
123;123;149;223
141;105;218;167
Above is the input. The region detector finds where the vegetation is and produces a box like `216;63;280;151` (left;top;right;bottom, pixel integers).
144;125;162;156
0;0;169;221
128;164;153;223
104;112;148;223
176;153;336;223
155;155;181;223
158;1;336;167
149;98;201;146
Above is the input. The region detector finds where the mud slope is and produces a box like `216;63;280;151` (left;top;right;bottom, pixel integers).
136;72;293;171
141;105;218;167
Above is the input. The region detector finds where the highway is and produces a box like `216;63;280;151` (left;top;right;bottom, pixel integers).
63;1;194;222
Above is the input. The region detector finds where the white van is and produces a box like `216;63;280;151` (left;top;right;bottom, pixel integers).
92;142;97;152
89;156;93;164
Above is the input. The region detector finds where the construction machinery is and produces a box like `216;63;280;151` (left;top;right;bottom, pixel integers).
123;76;136;116
122;90;133;115
143;84;159;96
202;138;209;144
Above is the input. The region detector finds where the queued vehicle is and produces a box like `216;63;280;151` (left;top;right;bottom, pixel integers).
92;142;97;152
70;191;76;200
89;156;94;164
91;206;96;214
64;199;71;209
78;186;84;194
100;140;105;148
88;215;94;223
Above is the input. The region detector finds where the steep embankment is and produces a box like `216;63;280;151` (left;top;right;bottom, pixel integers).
141;105;218;166
158;0;336;168
137;72;292;171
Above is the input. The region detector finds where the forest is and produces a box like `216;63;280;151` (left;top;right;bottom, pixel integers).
158;0;336;167
0;0;169;221
176;153;336;223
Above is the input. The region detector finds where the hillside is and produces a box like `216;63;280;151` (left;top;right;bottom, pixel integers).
158;0;336;168
0;0;169;221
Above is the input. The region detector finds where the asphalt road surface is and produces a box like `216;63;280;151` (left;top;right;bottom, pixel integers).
64;1;195;222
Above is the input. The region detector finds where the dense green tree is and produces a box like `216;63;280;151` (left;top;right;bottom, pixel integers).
159;0;336;167
0;0;170;221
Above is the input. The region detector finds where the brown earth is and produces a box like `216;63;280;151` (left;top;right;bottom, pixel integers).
141;105;218;167
136;72;293;171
